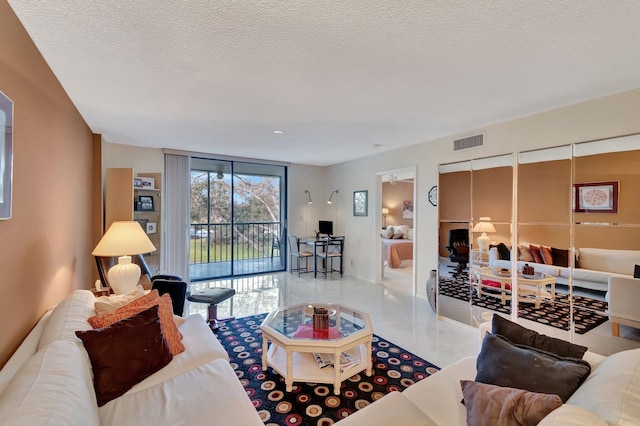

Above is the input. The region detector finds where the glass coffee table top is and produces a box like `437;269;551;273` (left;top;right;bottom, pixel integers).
262;303;370;341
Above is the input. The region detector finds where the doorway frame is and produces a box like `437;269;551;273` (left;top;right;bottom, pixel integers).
375;166;417;296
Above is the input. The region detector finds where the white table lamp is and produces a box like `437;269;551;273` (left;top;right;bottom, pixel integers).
472;217;496;252
92;221;156;294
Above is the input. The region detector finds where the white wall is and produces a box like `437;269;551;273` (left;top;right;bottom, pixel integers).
287;164;328;238
328;88;640;297
103;142;165;176
102;88;640;296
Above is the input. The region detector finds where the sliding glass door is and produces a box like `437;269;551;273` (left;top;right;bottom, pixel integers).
189;158;286;281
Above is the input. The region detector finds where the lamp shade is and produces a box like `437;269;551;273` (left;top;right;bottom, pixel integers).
92;221;156;256
472;217;496;252
472;221;496;233
381;208;389;215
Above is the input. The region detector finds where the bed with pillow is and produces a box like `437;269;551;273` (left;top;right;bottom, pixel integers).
335;314;640;426
381;225;414;269
0;289;263;425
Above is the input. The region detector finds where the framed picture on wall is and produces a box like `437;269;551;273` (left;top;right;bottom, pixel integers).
0;90;13;220
353;190;368;216
146;222;157;234
574;181;619;213
138;195;155;211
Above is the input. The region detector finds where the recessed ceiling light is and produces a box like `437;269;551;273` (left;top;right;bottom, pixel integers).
273;130;284;134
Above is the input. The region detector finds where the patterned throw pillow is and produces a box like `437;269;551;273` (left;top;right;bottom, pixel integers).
88;290;184;355
383;227;394;239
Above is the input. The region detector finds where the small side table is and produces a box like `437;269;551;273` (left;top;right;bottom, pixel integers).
91;288;111;297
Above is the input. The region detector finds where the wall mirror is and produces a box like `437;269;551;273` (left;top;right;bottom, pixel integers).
437;154;513;328
437;137;640;356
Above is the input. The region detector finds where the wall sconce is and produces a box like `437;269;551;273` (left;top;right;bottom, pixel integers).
305;190;313;205
472;217;496;252
381;207;389;228
327;190;339;204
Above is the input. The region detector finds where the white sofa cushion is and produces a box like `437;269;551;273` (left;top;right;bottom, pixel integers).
123;314;230;395
578;248;640;275
402;356;477;425
38;290;96;350
0;340;99;425
99;358;263;425
567;348;640;425
538;404;607;425
565;268;612;284
335;391;436;425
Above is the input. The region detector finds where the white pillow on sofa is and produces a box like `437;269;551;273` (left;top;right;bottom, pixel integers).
0;340;99;425
94;285;146;315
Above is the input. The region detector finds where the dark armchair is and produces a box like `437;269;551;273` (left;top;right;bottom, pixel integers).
446;228;469;276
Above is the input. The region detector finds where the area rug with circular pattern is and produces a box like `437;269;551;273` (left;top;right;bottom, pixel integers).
216;313;440;426
439;273;608;334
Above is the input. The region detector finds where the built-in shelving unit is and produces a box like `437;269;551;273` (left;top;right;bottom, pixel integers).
105;168;162;274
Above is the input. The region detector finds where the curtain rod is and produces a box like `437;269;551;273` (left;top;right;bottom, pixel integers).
163;148;290;167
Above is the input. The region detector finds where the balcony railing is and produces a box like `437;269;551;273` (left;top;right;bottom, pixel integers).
190;221;281;265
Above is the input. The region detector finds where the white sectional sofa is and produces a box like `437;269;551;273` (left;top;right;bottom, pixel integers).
489;246;640;293
0;290;263;425
336;322;640;425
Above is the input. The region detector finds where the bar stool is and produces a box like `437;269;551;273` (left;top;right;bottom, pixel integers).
187;287;236;332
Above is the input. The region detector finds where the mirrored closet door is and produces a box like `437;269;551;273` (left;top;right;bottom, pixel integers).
437;137;640;356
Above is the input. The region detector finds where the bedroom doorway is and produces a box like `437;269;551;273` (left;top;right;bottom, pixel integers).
377;167;417;295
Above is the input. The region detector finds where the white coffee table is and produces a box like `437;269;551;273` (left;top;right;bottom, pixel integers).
260;303;373;395
476;267;556;308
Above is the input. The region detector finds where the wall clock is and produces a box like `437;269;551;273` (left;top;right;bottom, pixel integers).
428;185;437;206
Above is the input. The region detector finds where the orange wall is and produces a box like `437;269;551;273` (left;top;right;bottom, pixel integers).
382;181;413;227
0;1;96;367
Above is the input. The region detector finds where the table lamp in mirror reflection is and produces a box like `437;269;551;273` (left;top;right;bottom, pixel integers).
92;221;156;294
472;217;496;252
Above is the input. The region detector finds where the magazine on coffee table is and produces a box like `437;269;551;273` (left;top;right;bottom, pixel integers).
313;352;359;371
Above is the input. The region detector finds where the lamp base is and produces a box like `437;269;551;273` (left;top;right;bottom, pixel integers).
107;255;141;295
477;233;490;252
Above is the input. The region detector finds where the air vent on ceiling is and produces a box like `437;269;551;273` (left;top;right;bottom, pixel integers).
453;134;484;151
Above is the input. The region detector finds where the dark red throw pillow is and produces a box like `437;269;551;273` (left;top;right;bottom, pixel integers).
529;244;543;264
76;305;172;406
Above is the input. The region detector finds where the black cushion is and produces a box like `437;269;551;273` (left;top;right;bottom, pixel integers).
187;287;236;305
475;333;590;403
635;264;640;278
492;314;587;359
551;247;570;267
496;243;510;260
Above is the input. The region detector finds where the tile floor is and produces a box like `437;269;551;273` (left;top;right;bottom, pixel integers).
184;271;480;369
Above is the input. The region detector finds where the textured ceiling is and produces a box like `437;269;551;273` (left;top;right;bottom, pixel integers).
7;1;640;166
